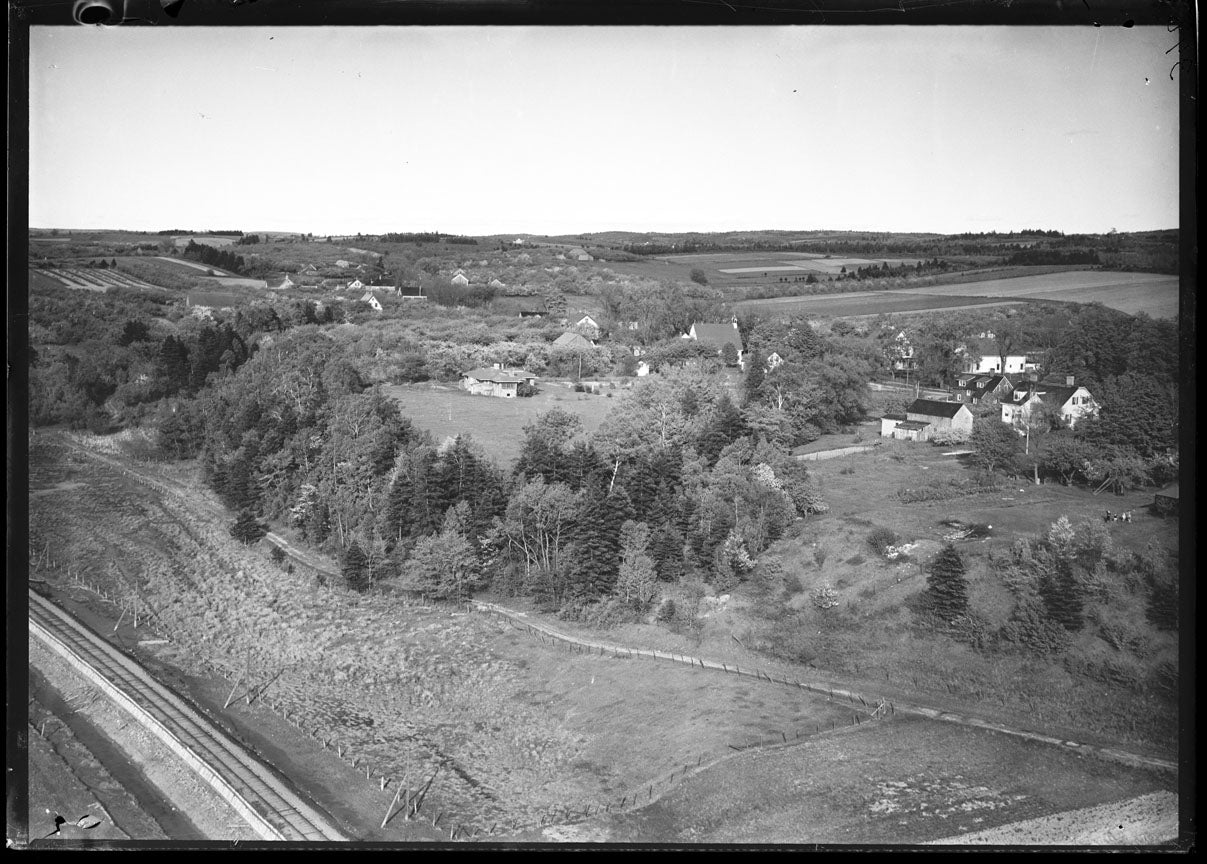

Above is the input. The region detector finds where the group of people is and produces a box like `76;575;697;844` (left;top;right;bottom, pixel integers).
1104;509;1134;523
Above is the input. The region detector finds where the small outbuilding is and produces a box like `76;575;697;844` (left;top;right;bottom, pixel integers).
1152;483;1179;517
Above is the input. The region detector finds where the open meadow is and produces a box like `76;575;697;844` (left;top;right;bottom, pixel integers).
27;431;1178;844
381;382;629;466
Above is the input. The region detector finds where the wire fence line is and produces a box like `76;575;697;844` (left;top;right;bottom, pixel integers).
468;601;894;719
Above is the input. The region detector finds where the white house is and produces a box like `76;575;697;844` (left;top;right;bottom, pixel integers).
1001;374;1098;429
573;315;601;340
959;338;1040;375
460;365;537;398
346;278;365;291
451;273;470;287
359;291;383;312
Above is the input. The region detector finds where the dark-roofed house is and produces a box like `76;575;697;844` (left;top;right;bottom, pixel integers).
686;318;744;367
882;399;973;442
953;373;1014;405
460;365;537;398
1000;374;1097;429
554;331;594;351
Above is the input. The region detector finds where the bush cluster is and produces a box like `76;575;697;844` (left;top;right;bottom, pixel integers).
897;475;1003;503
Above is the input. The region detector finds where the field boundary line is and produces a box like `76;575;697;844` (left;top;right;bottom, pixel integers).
468;601;1177;776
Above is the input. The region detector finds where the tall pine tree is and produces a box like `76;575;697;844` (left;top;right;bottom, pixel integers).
925;544;969;623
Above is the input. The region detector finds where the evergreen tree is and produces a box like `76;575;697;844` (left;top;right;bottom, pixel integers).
925;544;969;622
342;541;370;591
571;476;634;598
1039;559;1084;631
230;509;266;545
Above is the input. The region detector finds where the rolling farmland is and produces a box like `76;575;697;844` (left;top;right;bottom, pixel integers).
731;270;1178;320
29;266;167;294
894;271;1179;319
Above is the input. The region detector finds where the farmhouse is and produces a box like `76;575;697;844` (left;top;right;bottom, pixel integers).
952;373;1014;405
396;284;426;299
451;272;470;287
566;247;594;261
359;291;384;312
460;365;537;398
553;331;594;351
1000;374;1098;428
346;278;366;291
685;318;744;367
265;273;294;290
958;338;1040;376
880;399;973;442
489;278;507;290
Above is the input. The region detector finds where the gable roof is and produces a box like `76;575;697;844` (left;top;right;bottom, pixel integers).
462;368;523;384
906;398;968;419
554;331;594;349
691;322;742;350
954;374;1011;393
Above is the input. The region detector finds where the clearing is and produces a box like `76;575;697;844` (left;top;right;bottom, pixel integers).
381;381;628;466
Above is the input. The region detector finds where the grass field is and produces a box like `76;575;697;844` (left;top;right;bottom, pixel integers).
381;381;629;466
894;271;1179;320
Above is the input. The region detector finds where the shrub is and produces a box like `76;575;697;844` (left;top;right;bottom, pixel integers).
846;554;865;566
866;527;899;556
269;545;287;566
811;582;839;610
656;597;676;623
840;466;856;475
517;382;538;397
930;427;971;446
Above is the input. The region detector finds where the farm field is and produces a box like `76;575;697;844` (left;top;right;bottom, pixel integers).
172;235;239;247
153;256;239;277
732;291;1023;319
381;382;629;466
893;271;1179;320
27;432;1179;844
28;266;166;294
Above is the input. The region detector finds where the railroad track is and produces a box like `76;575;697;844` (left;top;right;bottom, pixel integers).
28;589;348;842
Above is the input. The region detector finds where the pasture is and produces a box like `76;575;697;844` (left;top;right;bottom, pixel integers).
381;381;628;466
894;271;1179;320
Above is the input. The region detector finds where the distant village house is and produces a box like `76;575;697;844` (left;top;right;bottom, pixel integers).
460;365;538;398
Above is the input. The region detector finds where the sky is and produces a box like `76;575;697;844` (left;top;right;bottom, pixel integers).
27;26;1181;237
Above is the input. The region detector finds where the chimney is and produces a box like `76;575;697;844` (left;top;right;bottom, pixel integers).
1065;374;1075;386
